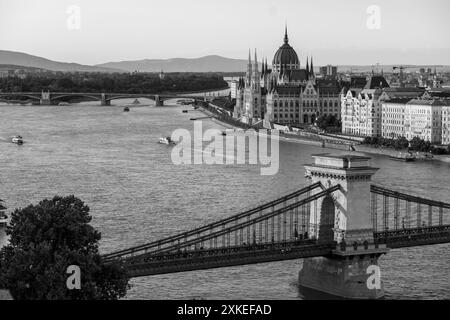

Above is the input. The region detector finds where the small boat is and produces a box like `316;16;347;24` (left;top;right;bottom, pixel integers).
389;153;415;162
11;135;24;145
182;110;188;113
132;99;140;105
123;106;130;112
158;137;176;145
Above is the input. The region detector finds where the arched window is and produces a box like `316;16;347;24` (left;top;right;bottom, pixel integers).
274;101;277;107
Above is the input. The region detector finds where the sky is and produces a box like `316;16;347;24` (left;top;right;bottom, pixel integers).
1;0;450;66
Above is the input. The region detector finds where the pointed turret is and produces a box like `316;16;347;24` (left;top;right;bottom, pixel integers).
306;57;310;75
246;48;252;85
310;56;314;76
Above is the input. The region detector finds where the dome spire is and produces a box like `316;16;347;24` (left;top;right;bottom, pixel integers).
284;23;289;44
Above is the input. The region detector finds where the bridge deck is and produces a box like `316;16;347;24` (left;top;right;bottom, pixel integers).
121;240;333;278
116;225;450;278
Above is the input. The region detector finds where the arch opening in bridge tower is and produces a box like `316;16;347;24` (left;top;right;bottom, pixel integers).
318;195;336;243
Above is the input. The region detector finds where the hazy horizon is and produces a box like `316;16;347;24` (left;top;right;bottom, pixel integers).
1;0;450;66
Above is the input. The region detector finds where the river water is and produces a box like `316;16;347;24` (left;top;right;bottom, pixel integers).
0;99;449;300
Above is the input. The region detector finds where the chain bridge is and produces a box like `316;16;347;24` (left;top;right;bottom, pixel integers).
102;154;450;299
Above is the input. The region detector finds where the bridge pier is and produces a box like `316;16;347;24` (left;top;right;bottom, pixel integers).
101;93;111;106
299;249;386;299
40;91;51;105
155;95;164;106
300;154;388;299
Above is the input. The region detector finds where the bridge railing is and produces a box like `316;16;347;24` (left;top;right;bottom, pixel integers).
370;184;450;233
102;182;325;261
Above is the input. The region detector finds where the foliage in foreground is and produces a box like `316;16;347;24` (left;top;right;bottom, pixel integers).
0;195;130;300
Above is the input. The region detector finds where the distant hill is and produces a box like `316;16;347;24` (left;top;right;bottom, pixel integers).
0;50;120;73
95;55;257;73
1;50;450;74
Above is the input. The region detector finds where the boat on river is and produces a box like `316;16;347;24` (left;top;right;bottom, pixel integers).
124;106;130;112
158;137;176;145
389;152;415;162
11;135;24;145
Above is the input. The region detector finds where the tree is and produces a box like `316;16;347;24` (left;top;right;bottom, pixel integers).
0;195;129;300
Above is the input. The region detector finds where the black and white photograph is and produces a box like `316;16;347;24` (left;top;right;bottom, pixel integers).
1;0;450;308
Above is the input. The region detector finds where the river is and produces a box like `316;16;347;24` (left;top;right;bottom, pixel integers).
0;99;449;299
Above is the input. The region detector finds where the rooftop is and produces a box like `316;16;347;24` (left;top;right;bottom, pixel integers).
310;153;375;170
407;99;450;106
383;98;413;104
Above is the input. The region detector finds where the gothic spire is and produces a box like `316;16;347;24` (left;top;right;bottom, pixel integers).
254;49;258;72
310;56;314;75
306;57;310;75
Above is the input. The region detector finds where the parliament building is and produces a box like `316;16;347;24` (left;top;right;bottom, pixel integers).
233;26;341;127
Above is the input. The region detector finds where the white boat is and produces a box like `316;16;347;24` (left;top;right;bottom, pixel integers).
12;135;24;145
159;137;176;145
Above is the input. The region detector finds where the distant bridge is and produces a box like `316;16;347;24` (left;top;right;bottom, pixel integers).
0;90;229;106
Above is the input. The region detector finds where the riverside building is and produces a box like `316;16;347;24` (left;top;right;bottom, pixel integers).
341;79;425;138
404;99;445;144
442;106;450;145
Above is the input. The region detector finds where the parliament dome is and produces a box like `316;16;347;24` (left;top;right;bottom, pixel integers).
272;27;300;72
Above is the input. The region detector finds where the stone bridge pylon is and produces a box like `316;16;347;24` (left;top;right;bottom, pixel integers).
300;154;388;299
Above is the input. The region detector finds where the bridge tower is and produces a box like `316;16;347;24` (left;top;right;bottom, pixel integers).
101;93;111;106
40;90;51;105
300;154;389;299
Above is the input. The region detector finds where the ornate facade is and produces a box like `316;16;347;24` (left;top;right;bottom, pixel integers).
233;27;341;127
